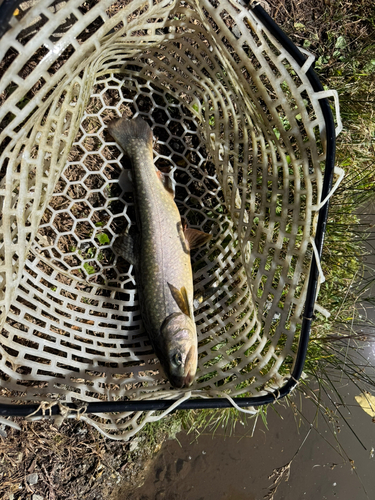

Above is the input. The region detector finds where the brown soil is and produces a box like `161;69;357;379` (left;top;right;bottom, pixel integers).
0;416;173;500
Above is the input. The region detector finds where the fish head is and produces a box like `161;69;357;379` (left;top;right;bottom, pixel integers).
159;312;197;389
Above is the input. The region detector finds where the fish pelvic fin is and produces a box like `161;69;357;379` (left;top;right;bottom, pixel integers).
107;115;153;157
157;170;175;196
193;286;223;309
181;217;188;231
113;231;138;267
184;228;212;250
168;283;191;317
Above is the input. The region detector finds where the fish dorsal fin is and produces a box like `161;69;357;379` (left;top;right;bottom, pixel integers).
156;170;175;196
184;228;212;250
168;283;190;317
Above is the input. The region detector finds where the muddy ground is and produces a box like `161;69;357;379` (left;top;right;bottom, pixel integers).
0;414;181;499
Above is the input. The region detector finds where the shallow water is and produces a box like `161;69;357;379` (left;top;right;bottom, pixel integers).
120;207;375;500
120;383;374;500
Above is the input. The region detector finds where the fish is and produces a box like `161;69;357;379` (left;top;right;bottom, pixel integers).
107;115;211;388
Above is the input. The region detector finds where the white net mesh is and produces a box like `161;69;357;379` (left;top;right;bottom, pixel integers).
0;0;335;438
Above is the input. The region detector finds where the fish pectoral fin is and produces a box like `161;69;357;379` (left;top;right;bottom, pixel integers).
168;283;191;317
113;232;138;267
184;228;212;250
156;170;175;196
193;286;222;309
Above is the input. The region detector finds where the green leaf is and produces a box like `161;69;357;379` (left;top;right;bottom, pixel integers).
293;22;305;31
335;35;347;50
96;233;110;245
17;97;30;110
83;262;96;275
315;55;329;70
87;247;96;257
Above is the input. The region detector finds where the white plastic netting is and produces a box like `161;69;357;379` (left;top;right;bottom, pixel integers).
0;0;340;438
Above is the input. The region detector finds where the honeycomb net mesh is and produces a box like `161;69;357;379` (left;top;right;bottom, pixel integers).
0;0;331;438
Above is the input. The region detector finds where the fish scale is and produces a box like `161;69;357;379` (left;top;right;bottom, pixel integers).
108;115;211;388
133;151;190;326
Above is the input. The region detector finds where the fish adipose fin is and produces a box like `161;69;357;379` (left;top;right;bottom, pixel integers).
107;115;153;156
184;228;212;250
168;283;191;317
113;232;138;267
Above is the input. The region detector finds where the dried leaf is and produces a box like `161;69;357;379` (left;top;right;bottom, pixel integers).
355;392;375;417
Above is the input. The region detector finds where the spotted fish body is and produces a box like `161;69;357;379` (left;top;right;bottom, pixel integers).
108;116;211;388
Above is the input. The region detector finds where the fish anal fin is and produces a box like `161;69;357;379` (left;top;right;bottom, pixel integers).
184;228;212;250
156;170;175;196
168;283;191;317
113;232;137;267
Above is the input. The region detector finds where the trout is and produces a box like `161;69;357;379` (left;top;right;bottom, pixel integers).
108;116;211;388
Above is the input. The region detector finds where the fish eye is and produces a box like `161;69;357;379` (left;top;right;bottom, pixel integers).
172;352;183;367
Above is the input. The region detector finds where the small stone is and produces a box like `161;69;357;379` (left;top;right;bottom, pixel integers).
129;438;139;452
33;495;44;500
27;473;39;485
231;25;242;39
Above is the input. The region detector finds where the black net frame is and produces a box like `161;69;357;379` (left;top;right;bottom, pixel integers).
0;0;337;422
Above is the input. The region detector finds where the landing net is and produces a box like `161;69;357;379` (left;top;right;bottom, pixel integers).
0;0;340;438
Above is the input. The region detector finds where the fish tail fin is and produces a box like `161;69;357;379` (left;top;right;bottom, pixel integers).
107;116;153;156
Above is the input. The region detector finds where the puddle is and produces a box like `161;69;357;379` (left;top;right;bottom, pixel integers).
117;207;375;500
118;379;374;500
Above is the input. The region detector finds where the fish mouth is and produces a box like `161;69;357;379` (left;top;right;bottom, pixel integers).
183;370;195;388
169;372;194;389
169;345;197;389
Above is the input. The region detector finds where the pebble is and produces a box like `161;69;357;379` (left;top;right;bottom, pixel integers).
26;473;39;485
129;438;139;452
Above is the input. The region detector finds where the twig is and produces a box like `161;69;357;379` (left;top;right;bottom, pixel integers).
263;426;313;500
